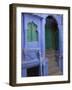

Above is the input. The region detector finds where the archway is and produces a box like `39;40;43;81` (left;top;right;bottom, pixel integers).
45;15;59;52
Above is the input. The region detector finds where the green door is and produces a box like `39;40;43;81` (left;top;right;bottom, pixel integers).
45;24;56;50
27;22;38;42
45;16;59;51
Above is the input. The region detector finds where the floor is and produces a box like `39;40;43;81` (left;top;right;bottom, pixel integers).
45;49;63;75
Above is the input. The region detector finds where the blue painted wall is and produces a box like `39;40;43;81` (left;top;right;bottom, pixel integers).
22;13;44;57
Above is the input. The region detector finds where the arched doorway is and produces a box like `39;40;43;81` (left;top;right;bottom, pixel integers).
45;15;59;52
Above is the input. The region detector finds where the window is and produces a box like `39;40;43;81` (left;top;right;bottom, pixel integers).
27;22;38;42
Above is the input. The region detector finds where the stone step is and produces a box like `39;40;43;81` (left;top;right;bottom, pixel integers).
48;71;62;75
46;49;56;53
48;62;58;69
46;56;56;59
48;67;60;75
54;71;62;75
47;57;57;64
48;57;56;61
48;65;59;72
45;54;56;59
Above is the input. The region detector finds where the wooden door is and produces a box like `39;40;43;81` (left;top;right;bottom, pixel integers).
45;16;59;51
45;25;56;50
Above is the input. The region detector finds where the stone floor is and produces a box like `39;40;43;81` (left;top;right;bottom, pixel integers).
45;49;63;75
